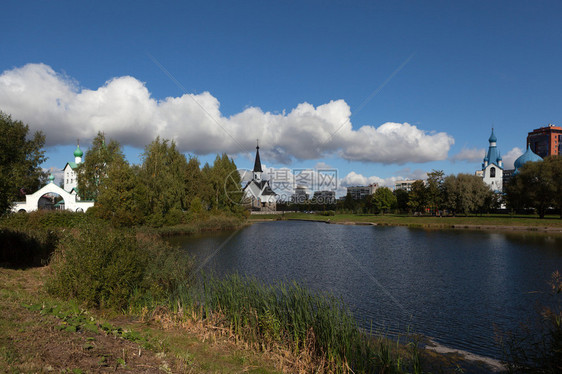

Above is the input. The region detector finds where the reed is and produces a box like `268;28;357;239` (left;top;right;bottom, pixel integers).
164;274;422;373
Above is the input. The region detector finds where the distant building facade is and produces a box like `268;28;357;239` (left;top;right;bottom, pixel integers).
312;190;336;204
347;183;378;200
527;124;562;158
291;185;309;203
394;180;417;192
62;143;83;193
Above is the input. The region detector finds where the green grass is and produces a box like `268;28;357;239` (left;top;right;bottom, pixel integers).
251;212;562;229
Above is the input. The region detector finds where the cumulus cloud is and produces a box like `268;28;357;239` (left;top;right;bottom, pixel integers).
450;147;485;162
340;171;412;190
502;147;523;169
0;63;454;164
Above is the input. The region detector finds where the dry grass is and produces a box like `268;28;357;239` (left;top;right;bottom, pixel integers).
0;266;282;374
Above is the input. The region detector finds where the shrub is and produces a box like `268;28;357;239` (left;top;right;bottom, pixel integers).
46;221;192;310
0;227;59;268
0;210;89;230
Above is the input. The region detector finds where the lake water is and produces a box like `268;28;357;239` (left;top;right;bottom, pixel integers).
167;220;562;359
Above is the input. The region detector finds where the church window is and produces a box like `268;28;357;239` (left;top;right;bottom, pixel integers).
490;167;496;178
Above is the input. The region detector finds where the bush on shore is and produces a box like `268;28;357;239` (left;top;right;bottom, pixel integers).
0;210;91;230
46;221;193;310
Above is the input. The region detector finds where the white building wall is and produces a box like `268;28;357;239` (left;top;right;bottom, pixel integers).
63;164;78;192
11;182;94;213
482;164;503;192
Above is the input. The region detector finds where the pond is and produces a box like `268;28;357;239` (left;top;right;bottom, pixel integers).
167;220;562;360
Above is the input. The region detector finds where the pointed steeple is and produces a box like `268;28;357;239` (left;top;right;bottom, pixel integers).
253;140;263;182
253;140;263;173
483;128;501;168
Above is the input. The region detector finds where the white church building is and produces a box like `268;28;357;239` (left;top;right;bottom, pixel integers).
479;129;504;192
11;143;95;213
243;143;277;212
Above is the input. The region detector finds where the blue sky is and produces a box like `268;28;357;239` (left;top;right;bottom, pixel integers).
1;1;561;193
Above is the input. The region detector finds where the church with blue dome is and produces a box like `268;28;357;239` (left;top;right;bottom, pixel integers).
480;129;504;192
514;145;543;173
477;129;544;193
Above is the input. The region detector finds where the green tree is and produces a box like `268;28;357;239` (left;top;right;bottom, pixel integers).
407;180;427;214
549;157;562;218
394;188;409;213
202;153;241;212
372;187;397;214
140;137;189;226
183;156;203;210
426;170;445;214
505;159;556;219
77;132;125;201
0;112;47;214
443;173;492;216
94;159;147;227
343;193;356;212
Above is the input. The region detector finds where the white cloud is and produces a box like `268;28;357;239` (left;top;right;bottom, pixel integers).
502;147;523;169
340;171;409;190
450;147;485;162
0;63;455;165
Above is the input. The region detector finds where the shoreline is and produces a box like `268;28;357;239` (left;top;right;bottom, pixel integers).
249;216;562;234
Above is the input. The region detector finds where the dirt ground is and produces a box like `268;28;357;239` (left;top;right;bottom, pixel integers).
0;267;179;372
0;267;283;373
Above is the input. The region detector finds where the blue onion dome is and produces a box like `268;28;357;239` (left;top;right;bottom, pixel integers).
74;145;83;158
48;174;55;183
497;153;502;161
514;146;542;170
489;129;497;143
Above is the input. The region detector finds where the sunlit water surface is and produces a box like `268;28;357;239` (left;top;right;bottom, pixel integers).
167;220;562;359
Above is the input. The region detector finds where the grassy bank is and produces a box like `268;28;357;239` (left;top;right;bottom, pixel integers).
251;212;562;231
1;211;509;372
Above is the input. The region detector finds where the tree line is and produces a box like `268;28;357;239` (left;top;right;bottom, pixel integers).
2;112;562;220
78;132;244;227
331;170;498;216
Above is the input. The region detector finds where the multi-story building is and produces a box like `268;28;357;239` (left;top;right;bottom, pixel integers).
527;124;562;158
291;185;309;203
346;183;378;200
312;190;336;204
394;180;418;192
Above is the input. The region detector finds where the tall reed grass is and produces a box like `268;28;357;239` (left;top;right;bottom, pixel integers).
154;274;422;373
